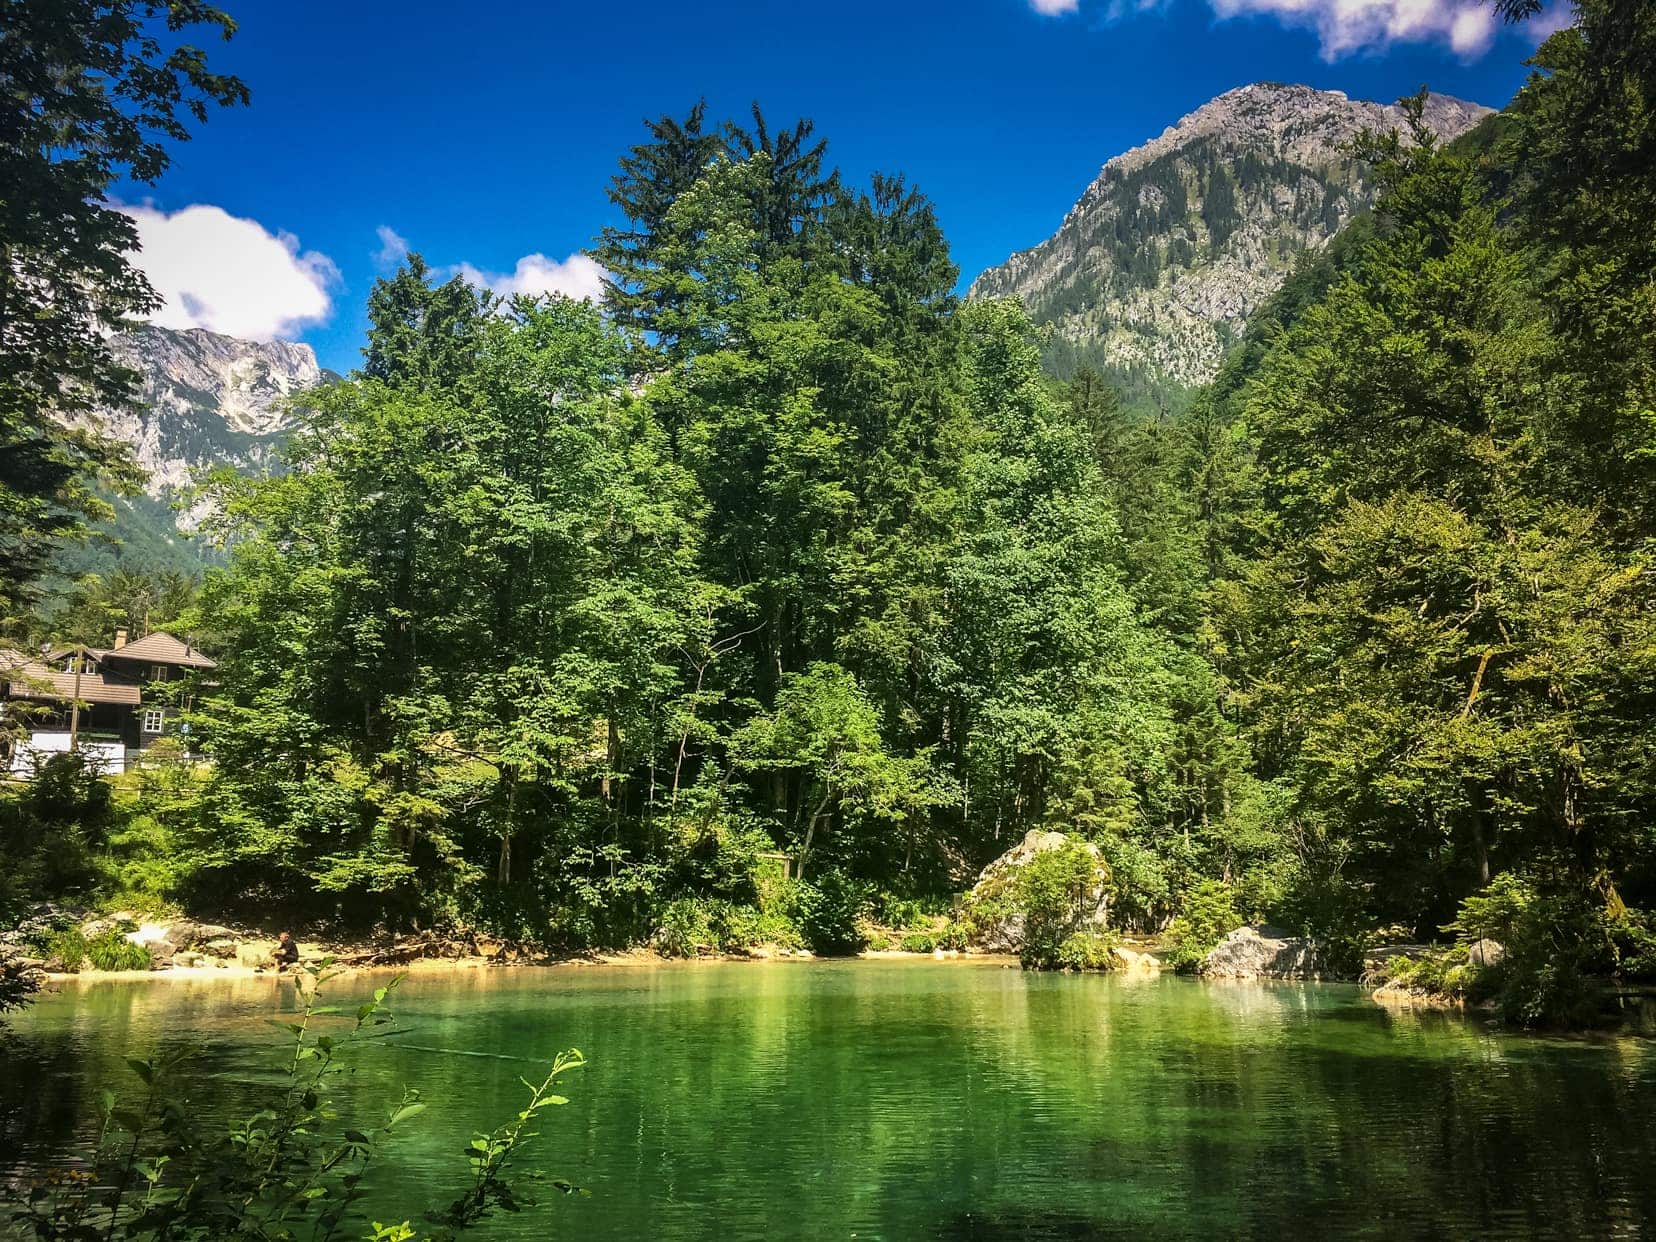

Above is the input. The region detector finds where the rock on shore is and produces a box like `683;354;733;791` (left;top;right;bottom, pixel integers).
1200;924;1318;980
964;829;1110;953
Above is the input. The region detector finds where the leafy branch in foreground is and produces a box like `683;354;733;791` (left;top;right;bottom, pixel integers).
2;961;585;1240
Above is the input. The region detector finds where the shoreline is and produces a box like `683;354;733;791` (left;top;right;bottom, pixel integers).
38;947;1022;986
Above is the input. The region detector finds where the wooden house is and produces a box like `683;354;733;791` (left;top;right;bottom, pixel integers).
1;629;217;775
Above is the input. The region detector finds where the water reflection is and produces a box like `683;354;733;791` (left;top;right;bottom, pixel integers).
4;963;1654;1240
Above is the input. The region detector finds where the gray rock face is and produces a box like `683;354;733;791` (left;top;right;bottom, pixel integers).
74;326;327;495
970;83;1493;387
964;829;1110;953
56;325;333;560
1467;938;1505;969
1200;923;1318;979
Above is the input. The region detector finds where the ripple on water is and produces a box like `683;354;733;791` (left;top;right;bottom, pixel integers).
4;963;1655;1240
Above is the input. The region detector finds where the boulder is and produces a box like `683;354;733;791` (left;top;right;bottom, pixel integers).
1200;924;1318;980
237;939;278;968
174;951;204;969
202;938;239;959
964;829;1110;953
1113;946;1162;974
1467;939;1505;969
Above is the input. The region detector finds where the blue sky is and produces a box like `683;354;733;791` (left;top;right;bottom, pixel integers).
123;0;1559;373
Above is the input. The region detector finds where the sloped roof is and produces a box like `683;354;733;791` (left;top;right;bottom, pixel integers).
101;631;217;670
1;658;143;706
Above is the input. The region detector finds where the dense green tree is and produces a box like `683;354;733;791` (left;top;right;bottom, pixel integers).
0;0;246;611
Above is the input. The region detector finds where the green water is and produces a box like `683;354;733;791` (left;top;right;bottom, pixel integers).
4;961;1656;1239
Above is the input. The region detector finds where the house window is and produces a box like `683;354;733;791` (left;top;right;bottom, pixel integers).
142;709;165;734
150;665;168;682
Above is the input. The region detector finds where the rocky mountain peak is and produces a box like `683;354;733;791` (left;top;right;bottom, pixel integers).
112;325;326;441
971;82;1493;389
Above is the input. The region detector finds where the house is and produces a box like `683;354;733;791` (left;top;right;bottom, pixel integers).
1;629;217;775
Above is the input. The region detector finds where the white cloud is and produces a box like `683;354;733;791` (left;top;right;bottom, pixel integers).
123;203;337;340
452;252;607;303
374;225;410;269
1522;2;1575;42
1205;0;1499;58
1040;0;1543;57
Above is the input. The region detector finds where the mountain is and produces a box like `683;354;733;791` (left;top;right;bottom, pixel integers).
67;325;331;573
969;83;1493;394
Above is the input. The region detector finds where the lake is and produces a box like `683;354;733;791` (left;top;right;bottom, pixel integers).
4;960;1655;1239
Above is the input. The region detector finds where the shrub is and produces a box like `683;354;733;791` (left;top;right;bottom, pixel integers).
1387;874;1611;1027
1016;839;1110;969
875;894;947;930
0;952;39;1013
44;928;89;973
656;898;720;958
1054;930;1120;971
1382;948;1479;999
792;870;870;955
1163;881;1242;973
655;895;803;958
899;931;937;954
85;928;151;972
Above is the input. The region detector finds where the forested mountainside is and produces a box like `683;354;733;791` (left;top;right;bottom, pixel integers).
62;326;329;574
970;84;1490;399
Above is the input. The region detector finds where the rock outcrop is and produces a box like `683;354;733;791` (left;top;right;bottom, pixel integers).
964;829;1110;953
1200;924;1318;980
59;324;335;566
970;83;1493;387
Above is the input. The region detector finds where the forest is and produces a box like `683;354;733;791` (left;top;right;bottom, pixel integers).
4;0;1655;1028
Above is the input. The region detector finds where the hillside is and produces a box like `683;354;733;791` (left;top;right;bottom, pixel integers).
65;326;331;572
969;83;1492;391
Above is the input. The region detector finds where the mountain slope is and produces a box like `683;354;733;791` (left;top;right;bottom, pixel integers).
66;326;330;573
969;83;1493;390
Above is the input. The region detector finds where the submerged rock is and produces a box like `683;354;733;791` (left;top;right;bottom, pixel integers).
1200;924;1318;980
964;829;1111;953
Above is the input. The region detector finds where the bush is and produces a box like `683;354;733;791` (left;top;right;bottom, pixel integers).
1386;873;1611;1027
85;928;151;972
1163;881;1242;973
1;952;39;1013
654;894;804;958
1054;930;1120;971
875;893;947;930
1382;947;1480;999
1016;840;1111;969
899;931;937;953
792;870;870;955
44;928;89;973
656;898;720;958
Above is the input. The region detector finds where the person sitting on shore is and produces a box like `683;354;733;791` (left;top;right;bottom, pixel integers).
274;931;300;973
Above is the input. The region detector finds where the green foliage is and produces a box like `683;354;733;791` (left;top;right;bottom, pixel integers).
1053;930;1121;972
654;896;801;958
84;928;151;972
0;751;118;916
1163;881;1242;973
0;0;245;612
790;870;870;956
45;928;89;972
1014;840;1111;970
0;954;37;1013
